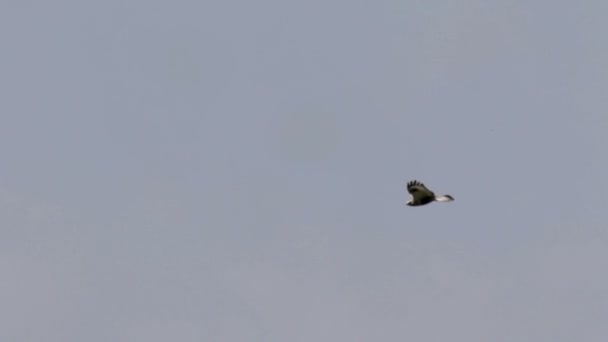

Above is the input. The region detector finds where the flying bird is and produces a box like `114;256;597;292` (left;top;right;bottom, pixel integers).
406;180;454;206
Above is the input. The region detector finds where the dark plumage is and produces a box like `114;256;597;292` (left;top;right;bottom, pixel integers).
406;180;454;207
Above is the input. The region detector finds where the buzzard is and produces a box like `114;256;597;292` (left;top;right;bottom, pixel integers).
406;180;454;206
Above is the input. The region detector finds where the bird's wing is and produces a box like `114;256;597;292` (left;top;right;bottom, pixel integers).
407;180;435;201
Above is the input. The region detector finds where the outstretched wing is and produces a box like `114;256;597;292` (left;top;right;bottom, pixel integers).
407;180;435;202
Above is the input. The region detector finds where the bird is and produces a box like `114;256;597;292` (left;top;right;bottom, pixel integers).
406;180;454;206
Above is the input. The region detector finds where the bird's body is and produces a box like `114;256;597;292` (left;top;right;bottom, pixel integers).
406;180;454;206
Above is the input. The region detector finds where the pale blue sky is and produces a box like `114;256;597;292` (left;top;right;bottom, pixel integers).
1;1;607;341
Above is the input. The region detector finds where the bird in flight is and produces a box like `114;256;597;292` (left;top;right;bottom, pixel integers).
406;180;454;206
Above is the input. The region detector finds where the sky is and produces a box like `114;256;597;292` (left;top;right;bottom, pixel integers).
1;0;607;341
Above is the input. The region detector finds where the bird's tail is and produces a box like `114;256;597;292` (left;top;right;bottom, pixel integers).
435;194;454;202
